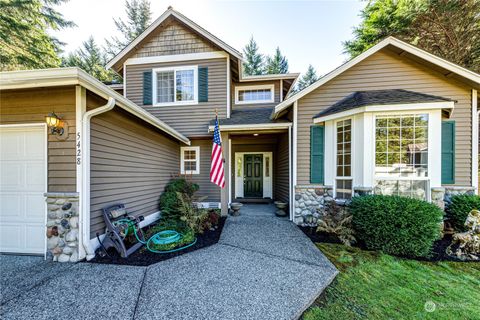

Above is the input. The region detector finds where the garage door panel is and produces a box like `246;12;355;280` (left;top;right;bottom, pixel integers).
0;132;22;160
0;162;23;189
0;193;24;220
0;224;23;252
26;162;45;188
26;224;45;252
0;125;46;254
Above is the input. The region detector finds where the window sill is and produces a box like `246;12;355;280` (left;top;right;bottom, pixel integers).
153;101;198;107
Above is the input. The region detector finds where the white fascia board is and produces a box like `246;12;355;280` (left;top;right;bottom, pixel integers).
125;51;229;66
239;73;300;82
0;68;190;145
208;123;292;132
106;8;242;70
272;36;480;119
313;101;455;123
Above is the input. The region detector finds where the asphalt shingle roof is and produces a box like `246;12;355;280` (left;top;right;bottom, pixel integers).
211;108;288;126
313;89;453;119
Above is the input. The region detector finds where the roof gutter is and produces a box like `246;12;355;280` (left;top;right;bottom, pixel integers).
79;97;115;261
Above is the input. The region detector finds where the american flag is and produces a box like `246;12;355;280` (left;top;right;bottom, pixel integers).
210;116;225;188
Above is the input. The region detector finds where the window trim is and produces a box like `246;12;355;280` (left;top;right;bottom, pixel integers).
152;65;198;106
333;117;354;199
235;84;275;105
180;146;200;175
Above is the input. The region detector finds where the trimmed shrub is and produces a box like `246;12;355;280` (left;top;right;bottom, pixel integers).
350;195;443;257
158;178;199;222
446;194;480;231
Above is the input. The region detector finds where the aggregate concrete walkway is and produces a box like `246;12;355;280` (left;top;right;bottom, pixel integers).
1;204;337;320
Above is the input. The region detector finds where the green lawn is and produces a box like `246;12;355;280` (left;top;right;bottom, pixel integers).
304;243;480;320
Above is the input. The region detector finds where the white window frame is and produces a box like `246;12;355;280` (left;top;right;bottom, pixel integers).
235;84;275;105
372;111;437;201
180;146;200;175
152;65;198;106
333;117;354;199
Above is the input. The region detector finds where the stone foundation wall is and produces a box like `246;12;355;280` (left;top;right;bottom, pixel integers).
294;185;333;226
45;192;80;262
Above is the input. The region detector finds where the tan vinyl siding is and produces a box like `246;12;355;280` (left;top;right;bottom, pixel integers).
89;107;180;238
275;132;290;202
185;139;220;202
0;87;76;192
132;19;218;58
296;49;473;186
232;80;281;110
125;58;227;137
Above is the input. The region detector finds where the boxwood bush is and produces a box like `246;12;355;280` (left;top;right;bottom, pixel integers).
446;194;480;231
350;195;443;257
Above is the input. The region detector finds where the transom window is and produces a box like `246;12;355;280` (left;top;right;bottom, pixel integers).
336;119;352;199
235;85;274;104
374;114;429;199
181;146;200;175
153;66;197;106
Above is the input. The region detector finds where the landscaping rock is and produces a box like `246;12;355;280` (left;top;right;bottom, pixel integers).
57;254;70;262
447;209;480;260
47;237;59;250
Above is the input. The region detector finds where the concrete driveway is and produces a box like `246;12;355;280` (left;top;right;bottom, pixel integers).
0;205;337;320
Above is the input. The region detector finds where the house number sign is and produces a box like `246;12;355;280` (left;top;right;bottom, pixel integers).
76;132;81;165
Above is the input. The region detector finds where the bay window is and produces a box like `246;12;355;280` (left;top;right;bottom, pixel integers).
153;66;197;106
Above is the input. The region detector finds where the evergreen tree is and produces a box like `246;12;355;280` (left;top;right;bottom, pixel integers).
0;0;74;71
242;37;264;76
344;0;480;73
105;0;152;57
296;65;318;92
265;47;289;74
63;36;118;82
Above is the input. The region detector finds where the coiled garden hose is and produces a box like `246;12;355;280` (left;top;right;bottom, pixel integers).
112;218;197;254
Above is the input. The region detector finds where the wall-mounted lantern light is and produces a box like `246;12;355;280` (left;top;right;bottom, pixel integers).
45;112;64;135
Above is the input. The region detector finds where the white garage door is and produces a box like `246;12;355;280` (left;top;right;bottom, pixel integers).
0;125;46;254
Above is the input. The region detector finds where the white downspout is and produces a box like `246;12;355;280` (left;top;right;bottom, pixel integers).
79;97;115;260
472;89;478;194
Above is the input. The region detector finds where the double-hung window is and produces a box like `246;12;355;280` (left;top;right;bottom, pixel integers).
335;119;352;199
181;146;200;175
153;66;198;106
374;114;429;199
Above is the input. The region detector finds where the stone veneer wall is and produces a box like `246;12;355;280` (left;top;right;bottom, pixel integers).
294;185;476;226
45;192;80;262
294;185;333;226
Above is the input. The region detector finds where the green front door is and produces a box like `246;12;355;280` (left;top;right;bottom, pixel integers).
244;154;263;198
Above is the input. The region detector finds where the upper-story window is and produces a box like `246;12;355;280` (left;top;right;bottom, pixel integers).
152;66;198;106
235;84;274;104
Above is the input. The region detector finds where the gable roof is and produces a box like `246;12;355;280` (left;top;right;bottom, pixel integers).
106;7;243;72
272;37;480;119
0;68;190;145
313;89;453;119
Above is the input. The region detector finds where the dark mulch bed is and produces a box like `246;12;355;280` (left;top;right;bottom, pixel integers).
299;226;478;263
88;217;226;267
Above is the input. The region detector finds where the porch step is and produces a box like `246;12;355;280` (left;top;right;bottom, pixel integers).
236;198;273;204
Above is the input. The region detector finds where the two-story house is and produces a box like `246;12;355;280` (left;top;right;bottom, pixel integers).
1;7;479;262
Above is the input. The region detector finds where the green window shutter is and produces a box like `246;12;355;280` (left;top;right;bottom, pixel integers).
441;121;455;184
198;67;208;102
310;125;325;184
143;71;152;105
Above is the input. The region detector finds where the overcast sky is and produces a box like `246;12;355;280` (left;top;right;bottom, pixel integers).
51;0;366;76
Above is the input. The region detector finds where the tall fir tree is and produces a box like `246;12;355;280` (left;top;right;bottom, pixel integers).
265;47;289;74
105;0;152;57
344;0;480;73
0;0;74;71
242;37;264;76
296;64;318;92
63;36;118;82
